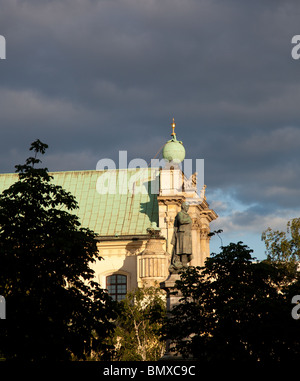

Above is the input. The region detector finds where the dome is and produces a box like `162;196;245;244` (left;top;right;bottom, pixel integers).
162;137;186;163
162;118;185;163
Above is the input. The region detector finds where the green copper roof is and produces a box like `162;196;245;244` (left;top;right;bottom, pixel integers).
0;169;159;236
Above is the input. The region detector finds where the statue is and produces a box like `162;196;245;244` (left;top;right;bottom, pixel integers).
169;201;193;273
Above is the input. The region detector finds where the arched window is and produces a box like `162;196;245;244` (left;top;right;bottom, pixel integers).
106;274;127;301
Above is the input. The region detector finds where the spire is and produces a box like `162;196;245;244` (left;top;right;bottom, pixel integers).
171;117;176;138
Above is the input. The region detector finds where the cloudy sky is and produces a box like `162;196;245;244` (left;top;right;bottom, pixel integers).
1;0;300;259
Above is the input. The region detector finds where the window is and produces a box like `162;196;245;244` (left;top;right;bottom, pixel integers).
106;274;127;301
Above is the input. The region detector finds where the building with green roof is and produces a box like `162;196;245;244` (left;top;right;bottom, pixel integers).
0;121;217;300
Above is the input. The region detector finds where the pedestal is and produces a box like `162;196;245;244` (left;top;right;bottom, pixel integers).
160;273;181;311
159;273;182;360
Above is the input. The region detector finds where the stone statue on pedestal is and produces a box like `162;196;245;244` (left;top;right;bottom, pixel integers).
169;201;193;273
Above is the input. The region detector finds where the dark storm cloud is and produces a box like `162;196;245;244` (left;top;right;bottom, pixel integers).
0;0;300;242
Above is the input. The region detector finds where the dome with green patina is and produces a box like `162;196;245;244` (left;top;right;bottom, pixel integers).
162;118;186;163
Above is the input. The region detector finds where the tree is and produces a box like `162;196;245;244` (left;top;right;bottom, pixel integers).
165;242;300;362
262;218;300;274
0;140;116;360
109;284;166;361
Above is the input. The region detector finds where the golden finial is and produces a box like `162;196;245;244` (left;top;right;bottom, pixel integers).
171;117;176;137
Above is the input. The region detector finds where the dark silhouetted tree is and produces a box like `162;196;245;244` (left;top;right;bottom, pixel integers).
0;140;116;360
165;242;300;362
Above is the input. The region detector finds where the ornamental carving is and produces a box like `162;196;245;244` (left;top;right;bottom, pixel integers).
165;215;175;228
200;228;210;239
192;218;200;229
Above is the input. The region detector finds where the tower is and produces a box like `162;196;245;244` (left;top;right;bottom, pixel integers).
158;118;217;268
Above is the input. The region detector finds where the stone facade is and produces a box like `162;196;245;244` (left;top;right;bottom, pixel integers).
92;166;217;294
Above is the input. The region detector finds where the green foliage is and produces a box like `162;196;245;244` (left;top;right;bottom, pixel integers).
261;218;300;284
0;140;117;360
109;284;166;361
165;242;300;362
262;218;300;270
